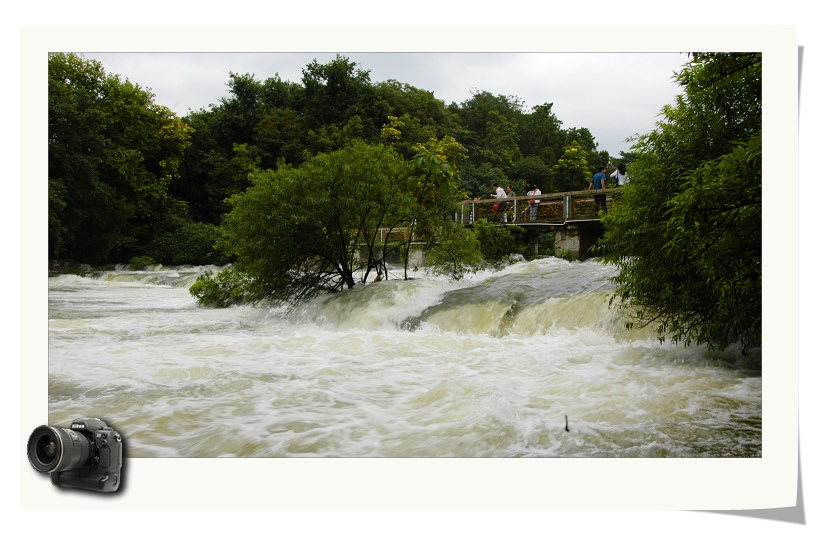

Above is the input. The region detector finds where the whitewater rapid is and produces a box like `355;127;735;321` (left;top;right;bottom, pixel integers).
47;258;761;457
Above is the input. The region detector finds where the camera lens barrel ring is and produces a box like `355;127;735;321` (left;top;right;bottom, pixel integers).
27;425;91;474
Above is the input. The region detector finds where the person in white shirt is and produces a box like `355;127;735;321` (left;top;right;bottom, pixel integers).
526;184;541;221
491;183;508;222
610;163;630;186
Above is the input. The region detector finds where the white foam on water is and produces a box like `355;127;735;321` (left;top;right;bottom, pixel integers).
47;261;761;458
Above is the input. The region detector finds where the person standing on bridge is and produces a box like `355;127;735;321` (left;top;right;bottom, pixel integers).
506;185;517;222
589;166;607;213
491;183;508;222
610;163;629;186
527;184;541;221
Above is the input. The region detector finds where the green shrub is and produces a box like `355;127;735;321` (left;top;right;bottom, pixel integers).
147;222;227;266
189;267;250;308
472;219;528;262
424;222;485;280
538;230;556;257
129;256;156;270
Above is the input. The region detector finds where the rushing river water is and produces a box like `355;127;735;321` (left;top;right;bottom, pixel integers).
47;258;761;458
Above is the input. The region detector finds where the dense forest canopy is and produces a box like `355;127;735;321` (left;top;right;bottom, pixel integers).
48;52;615;266
48;52;194;264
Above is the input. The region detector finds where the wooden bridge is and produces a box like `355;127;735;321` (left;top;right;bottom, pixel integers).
456;189;617;259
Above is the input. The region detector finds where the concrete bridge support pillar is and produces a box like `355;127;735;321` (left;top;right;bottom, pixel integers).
554;223;604;260
554;226;582;260
528;229;540;258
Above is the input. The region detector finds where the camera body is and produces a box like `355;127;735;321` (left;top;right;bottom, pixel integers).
27;418;123;493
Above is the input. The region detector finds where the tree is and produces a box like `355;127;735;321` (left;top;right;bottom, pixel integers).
217;72;263;145
259;73;304;110
600;53;762;352
564;127;597;155
301;55;385;139
459;163;506;199
48;53;193;263
253;107;307;167
195;142;416;305
549;141;590;192
374;79;455;134
455;90;525;142
517;102;564;165
477;110;523;169
471;220;528;263
404;135;472;278
509;156;550;193
147;221;227;266
452;91;526;187
378;113;439;159
424;221;485;280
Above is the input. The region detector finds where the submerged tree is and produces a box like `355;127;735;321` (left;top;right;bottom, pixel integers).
600;53;762;352
198;142;413;304
190;139;479;307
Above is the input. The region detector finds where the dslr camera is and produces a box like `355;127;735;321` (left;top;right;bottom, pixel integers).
27;418;123;493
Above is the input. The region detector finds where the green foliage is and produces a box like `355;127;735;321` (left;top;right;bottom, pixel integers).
538;230;556;257
190;267;251;308
169;57;614;246
375;80;457;138
301;55;384;138
509;156;550;194
456;90;525;143
129;256;156;270
655;132;762;349
424;221;485;280
48;52;193;263
564;127;597;155
51;52;619;269
216;72;276;149
403;136;477;278
215;142;416;304
517;103;565;165
601;53;762;353
253;107;307;167
460;163;507;199
147;222;227;266
476;110;523;169
549;141;590;192
471;220;528;263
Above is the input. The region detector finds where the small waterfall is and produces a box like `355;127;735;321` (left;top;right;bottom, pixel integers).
47;258;761;458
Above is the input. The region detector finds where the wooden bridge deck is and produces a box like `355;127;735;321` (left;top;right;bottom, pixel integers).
370;189;616;260
456;188;616;227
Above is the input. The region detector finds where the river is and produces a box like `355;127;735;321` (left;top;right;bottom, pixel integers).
47;258;761;457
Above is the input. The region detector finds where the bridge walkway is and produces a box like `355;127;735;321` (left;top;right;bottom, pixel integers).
456;188;617;227
456;189;619;259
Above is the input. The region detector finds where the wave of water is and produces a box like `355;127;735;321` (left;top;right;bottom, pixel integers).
47;259;762;457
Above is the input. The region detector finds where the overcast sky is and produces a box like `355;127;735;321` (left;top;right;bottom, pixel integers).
83;52;688;157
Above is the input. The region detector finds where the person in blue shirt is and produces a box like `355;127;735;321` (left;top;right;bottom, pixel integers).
588;166;608;213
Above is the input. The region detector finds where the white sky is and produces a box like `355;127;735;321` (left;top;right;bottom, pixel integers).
82;52;688;157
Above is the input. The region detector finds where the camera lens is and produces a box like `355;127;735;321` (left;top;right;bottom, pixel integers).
27;425;91;473
35;435;58;464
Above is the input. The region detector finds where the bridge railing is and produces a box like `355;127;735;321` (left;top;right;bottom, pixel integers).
456;189;616;225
